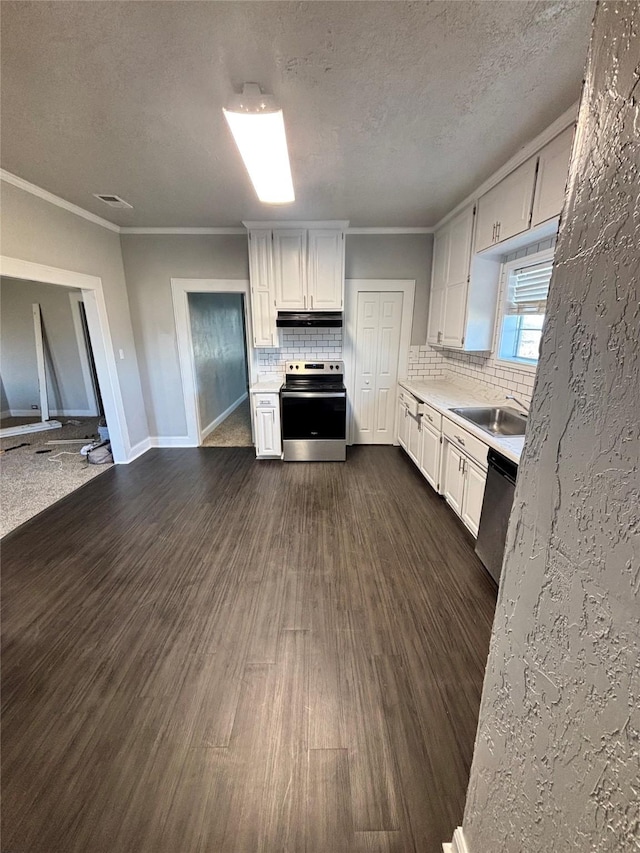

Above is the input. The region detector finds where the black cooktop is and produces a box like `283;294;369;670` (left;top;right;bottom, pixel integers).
282;379;346;393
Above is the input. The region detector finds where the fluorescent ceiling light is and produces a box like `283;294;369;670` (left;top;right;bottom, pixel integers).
223;83;295;205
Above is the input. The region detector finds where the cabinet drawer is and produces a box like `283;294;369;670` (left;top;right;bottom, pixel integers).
442;417;488;468
421;402;442;432
253;393;279;408
399;389;423;418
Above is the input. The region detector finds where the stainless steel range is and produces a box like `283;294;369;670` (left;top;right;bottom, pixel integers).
280;361;347;462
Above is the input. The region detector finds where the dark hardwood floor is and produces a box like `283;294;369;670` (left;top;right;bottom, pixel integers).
1;446;497;853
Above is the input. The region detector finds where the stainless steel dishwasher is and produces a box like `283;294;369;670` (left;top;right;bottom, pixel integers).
475;449;518;584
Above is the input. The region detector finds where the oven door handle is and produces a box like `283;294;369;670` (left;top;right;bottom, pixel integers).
281;391;346;399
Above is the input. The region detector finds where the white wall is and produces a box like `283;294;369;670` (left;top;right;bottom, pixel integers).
462;4;640;850
0;277;92;415
188;292;248;431
0;183;148;447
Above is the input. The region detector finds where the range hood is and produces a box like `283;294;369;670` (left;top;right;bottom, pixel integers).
276;311;343;328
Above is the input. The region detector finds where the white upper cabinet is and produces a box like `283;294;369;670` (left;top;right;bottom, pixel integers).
531;125;574;227
247;229;277;347
427;205;500;351
273;229;306;310
307;228;345;310
476;157;538;252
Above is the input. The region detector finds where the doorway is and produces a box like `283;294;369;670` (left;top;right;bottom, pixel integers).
344;279;415;445
187;292;250;447
171;278;256;447
0;276;113;536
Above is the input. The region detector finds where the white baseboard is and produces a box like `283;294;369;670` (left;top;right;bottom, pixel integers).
124;437;152;463
149;436;197;448
448;827;469;853
0;419;63;439
200;391;248;441
8;407;97;418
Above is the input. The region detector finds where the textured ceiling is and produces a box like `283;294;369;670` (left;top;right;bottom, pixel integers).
0;1;595;228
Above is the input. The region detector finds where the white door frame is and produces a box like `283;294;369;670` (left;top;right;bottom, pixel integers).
171;278;255;446
344;279;415;445
0;256;130;462
69;292;101;416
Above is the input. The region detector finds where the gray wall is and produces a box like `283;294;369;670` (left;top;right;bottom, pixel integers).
462;4;639;851
188;292;248;431
122;232;432;438
120;234;249;438
0;277;91;414
0;183;148;448
345;233;433;345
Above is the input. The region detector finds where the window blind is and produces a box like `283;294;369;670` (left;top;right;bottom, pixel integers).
506;261;553;315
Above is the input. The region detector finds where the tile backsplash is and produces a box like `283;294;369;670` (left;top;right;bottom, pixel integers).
407;345;536;404
256;328;342;374
257;329;535;406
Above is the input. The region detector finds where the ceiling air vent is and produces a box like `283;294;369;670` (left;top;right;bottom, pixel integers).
93;193;133;209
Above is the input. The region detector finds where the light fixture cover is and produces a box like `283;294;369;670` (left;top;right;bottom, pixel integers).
223;84;295;205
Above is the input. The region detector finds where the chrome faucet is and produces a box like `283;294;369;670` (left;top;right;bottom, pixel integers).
506;395;530;415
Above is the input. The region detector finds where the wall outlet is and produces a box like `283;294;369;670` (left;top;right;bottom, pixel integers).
31;404;39;410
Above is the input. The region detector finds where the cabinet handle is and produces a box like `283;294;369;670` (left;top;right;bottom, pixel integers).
310;294;314;309
455;435;466;446
426;413;433;423
458;454;463;472
303;294;307;308
492;223;496;242
496;222;501;241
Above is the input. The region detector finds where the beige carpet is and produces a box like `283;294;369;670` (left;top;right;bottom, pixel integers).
1;417;111;537
201;399;253;447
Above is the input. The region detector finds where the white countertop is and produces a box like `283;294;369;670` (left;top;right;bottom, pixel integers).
250;377;283;393
398;378;526;464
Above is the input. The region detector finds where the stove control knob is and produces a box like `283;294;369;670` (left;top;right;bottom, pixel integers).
329;365;334;369
296;365;299;369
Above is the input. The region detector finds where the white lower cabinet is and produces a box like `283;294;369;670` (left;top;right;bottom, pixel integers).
407;413;421;465
460;457;487;538
397;397;409;449
442;432;488;537
443;442;466;516
252;392;281;458
418;420;441;492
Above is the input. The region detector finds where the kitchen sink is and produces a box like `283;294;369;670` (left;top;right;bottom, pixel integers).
449;406;527;436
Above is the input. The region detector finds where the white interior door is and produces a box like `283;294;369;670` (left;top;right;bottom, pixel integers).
352;291;403;444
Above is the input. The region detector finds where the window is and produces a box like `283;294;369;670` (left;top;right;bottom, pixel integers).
497;250;553;368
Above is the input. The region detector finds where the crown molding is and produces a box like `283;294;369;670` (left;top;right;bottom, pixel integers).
346;227;433;235
120;227;246;235
243;220;350;230
0;169;121;233
434;101;579;231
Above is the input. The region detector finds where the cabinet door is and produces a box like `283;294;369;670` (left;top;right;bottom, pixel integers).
419;422;441;492
494;157;537;245
461;457;487;538
307;229;344;310
427;227;449;344
255;406;280;457
476;158;537;250
248;229;277;346
531;125;574;227
443;442;465;516
407;413;421;465
426;284;445;346
273;229;306;309
475;191;499;253
442;281;468;348
397;402;409;449
447;206;474;286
